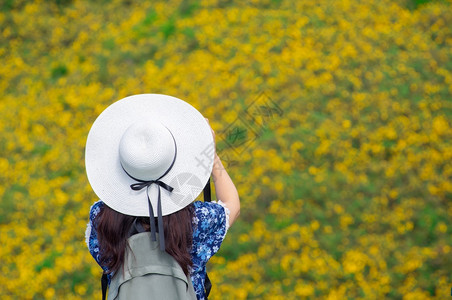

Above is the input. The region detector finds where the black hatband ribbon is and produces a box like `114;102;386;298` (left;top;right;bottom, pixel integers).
122;128;177;252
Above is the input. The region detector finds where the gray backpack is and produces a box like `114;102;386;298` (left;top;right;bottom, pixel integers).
100;179;213;299
106;231;197;300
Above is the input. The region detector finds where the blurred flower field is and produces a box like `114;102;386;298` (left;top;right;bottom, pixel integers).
0;0;451;299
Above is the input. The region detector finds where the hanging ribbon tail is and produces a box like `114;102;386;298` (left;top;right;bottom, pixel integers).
147;194;157;242
157;188;165;251
143;182;172;250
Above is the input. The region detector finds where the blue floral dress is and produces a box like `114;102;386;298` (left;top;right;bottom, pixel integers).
85;200;229;300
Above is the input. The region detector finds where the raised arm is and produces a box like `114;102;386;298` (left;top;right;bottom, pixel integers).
206;119;240;226
212;154;240;226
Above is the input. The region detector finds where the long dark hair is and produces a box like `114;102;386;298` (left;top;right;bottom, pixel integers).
96;204;194;275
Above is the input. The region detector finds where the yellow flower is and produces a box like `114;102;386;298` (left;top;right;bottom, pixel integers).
342;250;368;274
432;115;449;135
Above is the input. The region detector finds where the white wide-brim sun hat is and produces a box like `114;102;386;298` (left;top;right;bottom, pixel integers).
85;94;214;217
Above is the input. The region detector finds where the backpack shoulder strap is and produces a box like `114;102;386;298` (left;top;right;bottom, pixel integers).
203;178;213;298
101;273;108;300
